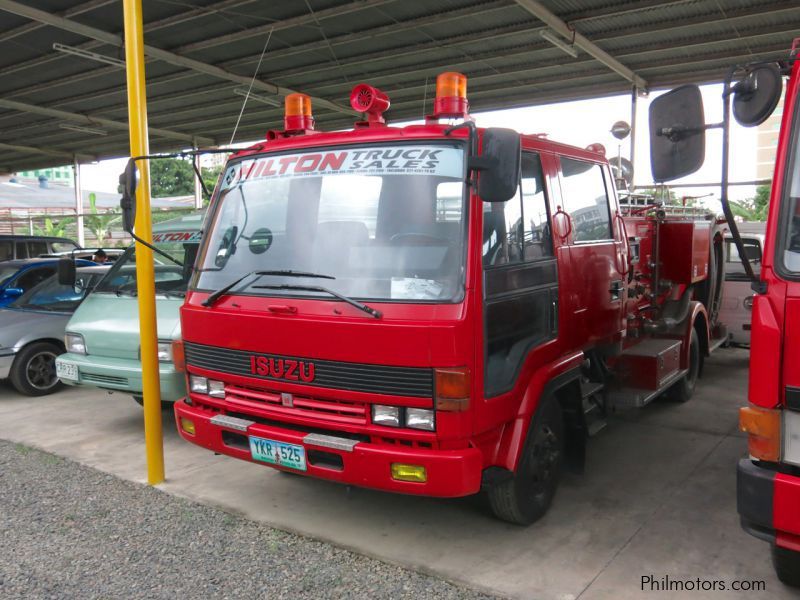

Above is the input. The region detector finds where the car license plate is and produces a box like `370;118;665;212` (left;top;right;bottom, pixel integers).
249;436;306;471
55;360;78;381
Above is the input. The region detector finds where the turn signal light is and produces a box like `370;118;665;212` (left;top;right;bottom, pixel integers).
435;367;470;412
172;340;185;372
434;71;469;118
284;93;314;131
180;417;196;436
740;405;781;462
391;463;427;483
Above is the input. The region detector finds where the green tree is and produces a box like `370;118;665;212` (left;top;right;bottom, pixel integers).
84;193;121;244
201;165;223;195
150;157;195;197
34;216;74;237
730;184;771;221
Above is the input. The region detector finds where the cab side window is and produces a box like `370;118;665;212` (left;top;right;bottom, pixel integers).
483;152;551;267
0;242;11;261
560;158;612;242
15;242;28;259
15;267;55;291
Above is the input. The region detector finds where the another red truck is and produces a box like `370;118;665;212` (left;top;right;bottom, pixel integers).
171;73;728;524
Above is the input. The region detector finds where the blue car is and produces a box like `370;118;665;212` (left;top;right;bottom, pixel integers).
0;258;95;308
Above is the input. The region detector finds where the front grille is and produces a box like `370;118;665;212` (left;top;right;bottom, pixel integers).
185;341;433;397
226;383;367;426
82;373;128;386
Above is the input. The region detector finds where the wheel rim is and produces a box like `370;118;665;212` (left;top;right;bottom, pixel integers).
687;339;699;389
26;351;58;390
527;422;560;498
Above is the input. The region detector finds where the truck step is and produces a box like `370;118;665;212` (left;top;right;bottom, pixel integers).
587;419;607;436
606;368;687;409
579;380;606;436
580;380;604;399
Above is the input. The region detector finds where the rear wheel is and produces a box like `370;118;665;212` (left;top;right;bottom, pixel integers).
488;395;563;525
668;329;700;403
10;342;63;396
772;545;800;587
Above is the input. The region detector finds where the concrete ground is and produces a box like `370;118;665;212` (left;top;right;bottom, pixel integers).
0;347;793;600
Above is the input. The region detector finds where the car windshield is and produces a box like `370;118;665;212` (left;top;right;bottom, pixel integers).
195;142;467;302
0;264;21;286
94;232;200;297
10;272;100;312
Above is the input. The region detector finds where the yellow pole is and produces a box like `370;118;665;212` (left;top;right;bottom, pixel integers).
123;0;164;484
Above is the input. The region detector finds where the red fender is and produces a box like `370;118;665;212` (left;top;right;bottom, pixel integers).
493;351;584;472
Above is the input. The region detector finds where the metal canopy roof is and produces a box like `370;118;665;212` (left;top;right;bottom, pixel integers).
0;0;797;173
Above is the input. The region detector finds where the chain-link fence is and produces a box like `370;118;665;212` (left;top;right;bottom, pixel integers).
0;206;198;248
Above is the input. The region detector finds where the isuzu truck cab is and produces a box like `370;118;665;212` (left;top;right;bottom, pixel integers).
171;73;727;524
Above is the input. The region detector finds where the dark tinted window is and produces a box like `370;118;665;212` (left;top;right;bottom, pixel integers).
15;267;56;291
27;241;48;257
560;158;612;242
0;241;11;261
15;242;27;259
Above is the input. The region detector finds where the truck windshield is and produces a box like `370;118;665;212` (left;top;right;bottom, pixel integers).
195;143;467;302
94;233;199;297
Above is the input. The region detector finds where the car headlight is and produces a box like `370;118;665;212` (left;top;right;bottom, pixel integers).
156;341;173;362
189;375;208;394
372;405;401;427
406;408;435;431
65;332;86;355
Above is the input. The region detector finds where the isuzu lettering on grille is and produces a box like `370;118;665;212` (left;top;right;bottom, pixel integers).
249;355;315;383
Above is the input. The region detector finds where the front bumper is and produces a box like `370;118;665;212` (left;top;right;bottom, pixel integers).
738;458;800;550
0;351;15;379
56;352;186;402
174;399;483;497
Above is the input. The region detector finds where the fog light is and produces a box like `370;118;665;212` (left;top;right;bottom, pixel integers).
208;380;226;399
372;405;400;427
406;408;435;431
189;375;208;394
391;463;427;483
180;417;195;435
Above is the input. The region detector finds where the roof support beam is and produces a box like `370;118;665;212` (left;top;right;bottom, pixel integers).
513;0;648;90
0;0;115;43
0;0;353;115
0;141;95;162
0;98;212;145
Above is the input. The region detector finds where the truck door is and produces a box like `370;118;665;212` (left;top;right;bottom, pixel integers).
555;157;625;346
482;151;558;397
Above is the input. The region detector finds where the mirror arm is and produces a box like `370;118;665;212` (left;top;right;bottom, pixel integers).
719;66;766;294
657;122;722;142
191;160;211;200
445;121;479;187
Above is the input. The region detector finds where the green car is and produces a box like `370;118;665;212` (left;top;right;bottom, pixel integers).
56;212;203;405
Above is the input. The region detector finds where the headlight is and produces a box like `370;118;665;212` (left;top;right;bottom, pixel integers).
372;405;401;427
65;333;86;355
156;341;173;362
406;408;435;431
189;375;208;394
208;380;225;399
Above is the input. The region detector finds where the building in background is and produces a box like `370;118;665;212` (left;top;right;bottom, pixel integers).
13;166;73;187
756;95;782;182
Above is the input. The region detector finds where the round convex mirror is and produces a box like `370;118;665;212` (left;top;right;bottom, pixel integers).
249;228;273;254
733;63;782;127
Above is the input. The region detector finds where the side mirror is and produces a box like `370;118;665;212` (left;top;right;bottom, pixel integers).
57;258;76;286
3;288;23;298
649;84;705;182
743;243;762;263
732;63;782;127
119;159;139;234
476;128;521;203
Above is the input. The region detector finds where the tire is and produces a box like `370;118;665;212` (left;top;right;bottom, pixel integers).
772;545;800;588
9;342;63;397
488;395;564;525
668;329;700;403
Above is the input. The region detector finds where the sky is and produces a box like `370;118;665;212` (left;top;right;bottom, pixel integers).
78;82;763;206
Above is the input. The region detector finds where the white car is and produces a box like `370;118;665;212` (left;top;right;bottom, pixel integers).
720;228;765;346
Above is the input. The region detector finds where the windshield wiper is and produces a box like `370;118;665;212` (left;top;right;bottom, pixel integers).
202;270;335;307
252;283;382;319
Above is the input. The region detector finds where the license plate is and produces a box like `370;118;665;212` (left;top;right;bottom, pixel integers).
249;436;306;471
55;360;78;381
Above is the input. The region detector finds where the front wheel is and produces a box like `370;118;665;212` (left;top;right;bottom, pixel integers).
668;329;700;403
488;395;564;525
772;545;800;587
9;342;63;396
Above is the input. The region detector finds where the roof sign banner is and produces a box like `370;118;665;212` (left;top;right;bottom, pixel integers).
152;231;203;244
221;145;463;190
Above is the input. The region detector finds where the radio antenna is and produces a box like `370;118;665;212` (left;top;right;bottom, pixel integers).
229;29;274;145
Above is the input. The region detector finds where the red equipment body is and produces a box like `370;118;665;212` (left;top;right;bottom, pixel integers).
737;55;800;571
174;78;727;522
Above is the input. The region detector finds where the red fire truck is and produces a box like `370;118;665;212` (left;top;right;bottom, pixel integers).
170;72;728;525
645;43;800;586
